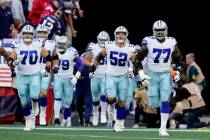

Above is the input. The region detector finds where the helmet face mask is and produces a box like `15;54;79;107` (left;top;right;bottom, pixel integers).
36;24;49;40
152;20;168;40
115;32;126;44
55;36;69;53
21;25;35;43
114;26;128;44
97;31;109;46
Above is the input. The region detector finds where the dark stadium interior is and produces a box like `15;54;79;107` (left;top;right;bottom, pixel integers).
72;0;209;112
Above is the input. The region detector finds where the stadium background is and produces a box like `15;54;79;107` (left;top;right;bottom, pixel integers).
71;0;210;112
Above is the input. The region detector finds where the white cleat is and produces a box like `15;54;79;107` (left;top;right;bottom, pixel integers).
66;117;72;127
39;113;46;126
107;117;113;128
159;129;169;136
119;120;125;129
113;120;123;132
100;112;107;124
24;116;33;131
61;119;67;127
92;113;99;126
31;115;36;130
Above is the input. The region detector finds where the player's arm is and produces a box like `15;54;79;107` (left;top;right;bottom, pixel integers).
172;45;181;66
89;48;107;73
7;49;18;67
172;45;183;82
131;46;148;71
41;47;52;74
0;48;10;61
131;46;150;86
52;48;60;74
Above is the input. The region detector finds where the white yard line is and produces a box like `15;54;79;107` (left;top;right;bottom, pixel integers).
0;126;210;133
0;131;200;140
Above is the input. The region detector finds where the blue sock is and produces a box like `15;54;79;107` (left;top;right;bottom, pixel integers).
64;108;71;120
117;106;125;120
100;95;107;102
22;105;31;116
32;98;38;103
39;96;47;107
93;101;100;106
161;101;170;113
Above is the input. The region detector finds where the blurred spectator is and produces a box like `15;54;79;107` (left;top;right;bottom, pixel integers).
21;0;29;18
185;53;206;91
39;8;63;39
11;0;26;25
133;87;159;128
0;0;14;39
170;75;206;129
27;0;49;26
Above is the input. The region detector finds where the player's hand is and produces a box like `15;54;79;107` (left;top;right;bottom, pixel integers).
41;66;50;77
174;71;181;83
138;70;151;86
128;71;134;79
71;76;78;86
12;59;20;67
89;72;95;79
53;66;59;74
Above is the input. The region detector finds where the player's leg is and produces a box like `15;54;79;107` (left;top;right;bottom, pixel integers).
90;77;101;126
106;75;117;128
61;78;73;127
147;71;160;108
114;74;129;132
100;76;108;124
16;74;32;131
39;75;51;125
159;71;172;136
53;75;63;126
29;73;41;129
125;78;135;119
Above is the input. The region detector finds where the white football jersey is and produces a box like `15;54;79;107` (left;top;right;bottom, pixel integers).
35;39;56;70
105;41;135;76
13;39;42;75
88;43;106;76
142;36;177;72
56;47;78;78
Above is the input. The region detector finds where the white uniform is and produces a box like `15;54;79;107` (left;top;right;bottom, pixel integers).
13;40;42;75
141;36;177;108
37;39;56;69
142;36;177;72
53;47;79;110
56;47;78;78
88;43;106;77
105;41;135;76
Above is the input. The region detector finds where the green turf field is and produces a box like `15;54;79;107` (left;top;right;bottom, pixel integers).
0;126;210;140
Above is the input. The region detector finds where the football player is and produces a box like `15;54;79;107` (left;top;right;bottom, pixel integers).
136;20;182;136
89;26;150;132
83;31;110;126
53;35;83;127
8;24;52;131
36;24;59;125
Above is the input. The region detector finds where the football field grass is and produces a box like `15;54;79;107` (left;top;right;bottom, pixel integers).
0;125;210;140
